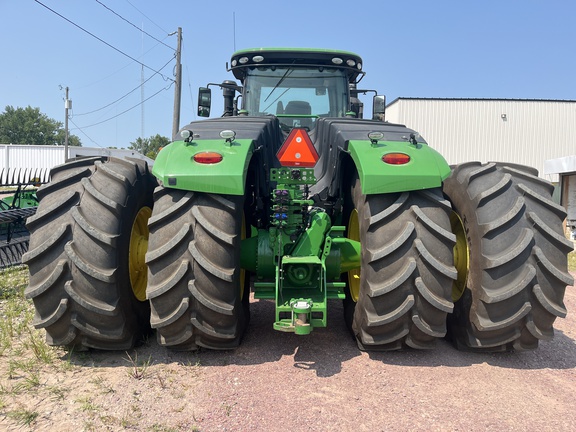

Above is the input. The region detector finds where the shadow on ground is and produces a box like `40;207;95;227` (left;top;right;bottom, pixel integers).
62;295;576;375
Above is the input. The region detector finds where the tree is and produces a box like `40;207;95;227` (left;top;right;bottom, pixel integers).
0;105;81;146
55;129;81;147
129;134;170;160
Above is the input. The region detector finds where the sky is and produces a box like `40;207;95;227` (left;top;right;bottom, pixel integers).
1;0;575;149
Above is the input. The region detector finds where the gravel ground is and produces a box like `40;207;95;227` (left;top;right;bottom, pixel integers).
1;278;575;431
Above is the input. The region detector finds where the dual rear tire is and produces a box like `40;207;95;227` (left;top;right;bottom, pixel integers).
443;162;573;351
24;158;154;350
25;158;571;352
345;163;572;351
344;173;457;350
25;157;249;351
145;188;249;350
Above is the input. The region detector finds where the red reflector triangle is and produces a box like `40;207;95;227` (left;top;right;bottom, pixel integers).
276;128;319;167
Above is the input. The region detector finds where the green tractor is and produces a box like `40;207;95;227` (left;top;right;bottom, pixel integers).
24;48;573;352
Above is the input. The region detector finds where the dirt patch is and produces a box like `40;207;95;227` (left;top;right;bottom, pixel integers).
1;274;575;431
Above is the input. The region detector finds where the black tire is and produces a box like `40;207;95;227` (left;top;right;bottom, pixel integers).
443;162;573;351
344;173;457;350
24;157;155;350
24;157;104;346
146;187;248;350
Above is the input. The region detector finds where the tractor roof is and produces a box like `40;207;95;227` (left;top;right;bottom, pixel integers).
229;48;364;82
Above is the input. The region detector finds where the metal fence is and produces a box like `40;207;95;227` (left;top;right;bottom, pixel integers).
0;167;51;187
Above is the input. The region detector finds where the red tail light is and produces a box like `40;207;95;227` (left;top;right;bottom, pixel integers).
382;153;411;165
193;152;223;164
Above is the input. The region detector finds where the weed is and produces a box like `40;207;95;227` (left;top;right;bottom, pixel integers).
184;357;202;368
6;407;39;426
149;424;180;432
59;348;93;371
120;411;137;428
124;351;152;380
59;347;80;371
83;420;96;431
7;358;36;380
90;375;115;394
222;401;235;416
99;414;120;427
156;373;167;389
47;385;67;401
76;396;98;412
24;328;54;364
22;369;41;390
130;403;142;415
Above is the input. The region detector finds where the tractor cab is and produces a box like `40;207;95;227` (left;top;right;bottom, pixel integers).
241;66;348;131
198;48;386;129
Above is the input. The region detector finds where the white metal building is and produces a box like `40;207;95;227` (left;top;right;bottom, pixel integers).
0;144;153;185
385;98;576;181
544;156;576;238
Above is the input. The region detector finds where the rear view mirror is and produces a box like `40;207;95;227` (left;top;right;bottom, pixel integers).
373;95;386;121
315;87;326;96
198;87;211;117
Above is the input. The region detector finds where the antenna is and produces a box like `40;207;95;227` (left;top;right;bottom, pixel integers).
141;22;145;139
171;27;183;139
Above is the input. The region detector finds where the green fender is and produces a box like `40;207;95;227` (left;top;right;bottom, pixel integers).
347;140;451;194
152;138;254;195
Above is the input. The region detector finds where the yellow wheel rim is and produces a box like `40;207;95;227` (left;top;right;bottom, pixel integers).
347;209;361;302
450;212;469;302
129;206;152;302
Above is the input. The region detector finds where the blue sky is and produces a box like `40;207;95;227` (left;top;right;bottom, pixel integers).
1;0;575;148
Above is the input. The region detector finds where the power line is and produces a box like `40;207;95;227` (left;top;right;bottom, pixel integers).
124;0;168;34
33;0;174;82
94;0;172;50
74;82;173;129
69;117;101;147
73;55;175;116
76;39;173;90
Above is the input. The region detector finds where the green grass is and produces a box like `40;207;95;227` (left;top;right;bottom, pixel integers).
568;250;576;272
76;396;99;412
0;266;57;429
6;407;39;426
0;267;34;357
0;265;28;299
0;265;198;431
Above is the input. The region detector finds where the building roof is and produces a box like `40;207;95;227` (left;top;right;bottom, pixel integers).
544;156;576;175
387;97;576;106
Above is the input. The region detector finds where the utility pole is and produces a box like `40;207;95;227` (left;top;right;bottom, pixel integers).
172;27;182;140
64;87;71;162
